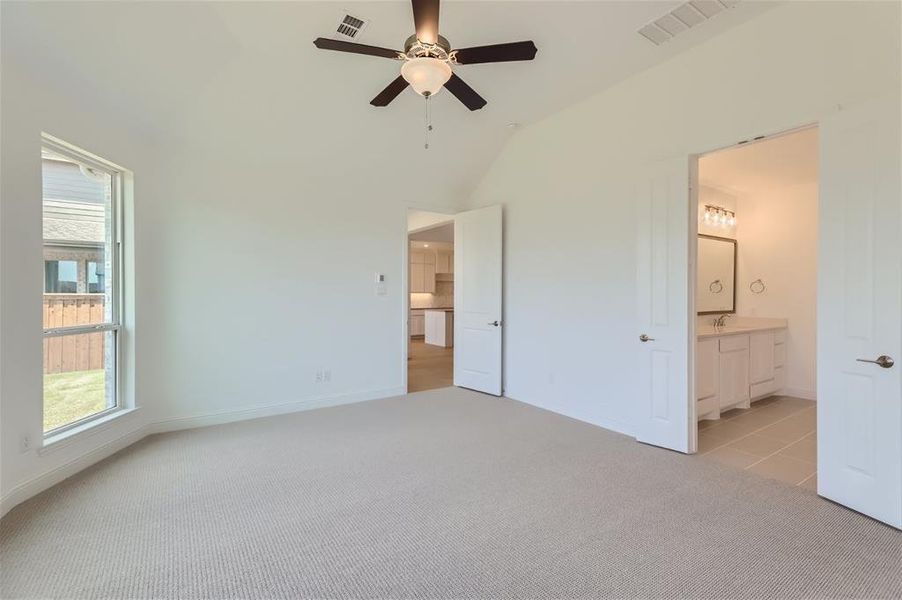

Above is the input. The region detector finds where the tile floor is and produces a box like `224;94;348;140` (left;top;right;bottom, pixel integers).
408;338;453;392
696;396;817;490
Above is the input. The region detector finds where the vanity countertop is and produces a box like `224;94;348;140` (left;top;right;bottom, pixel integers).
697;317;787;339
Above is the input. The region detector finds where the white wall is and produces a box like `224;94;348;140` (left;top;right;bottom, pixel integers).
735;182;818;399
1;58;462;514
1;62;151;512
466;1;900;435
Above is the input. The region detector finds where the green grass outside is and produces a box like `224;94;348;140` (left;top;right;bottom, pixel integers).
43;369;107;432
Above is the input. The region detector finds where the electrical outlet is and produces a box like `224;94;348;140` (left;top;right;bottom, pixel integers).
20;434;30;453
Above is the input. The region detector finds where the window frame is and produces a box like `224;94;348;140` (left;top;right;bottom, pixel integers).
41;136;125;437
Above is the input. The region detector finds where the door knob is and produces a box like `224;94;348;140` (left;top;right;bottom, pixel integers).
488;320;501;327
856;355;895;369
639;334;655;342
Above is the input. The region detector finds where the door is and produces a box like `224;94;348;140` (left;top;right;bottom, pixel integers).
819;93;902;529
454;205;502;395
635;157;694;452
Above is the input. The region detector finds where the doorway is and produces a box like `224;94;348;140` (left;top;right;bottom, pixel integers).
635;94;901;529
404;205;505;396
692;127;819;490
407;210;455;392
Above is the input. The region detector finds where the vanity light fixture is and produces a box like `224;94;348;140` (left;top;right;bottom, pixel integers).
702;205;736;228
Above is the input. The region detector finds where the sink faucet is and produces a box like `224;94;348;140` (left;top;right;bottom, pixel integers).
714;314;731;331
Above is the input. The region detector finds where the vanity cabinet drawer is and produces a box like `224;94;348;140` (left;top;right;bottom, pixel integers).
774;343;787;367
719;334;749;353
750;378;777;399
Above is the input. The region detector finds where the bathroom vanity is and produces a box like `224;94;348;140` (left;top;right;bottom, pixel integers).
696;318;787;420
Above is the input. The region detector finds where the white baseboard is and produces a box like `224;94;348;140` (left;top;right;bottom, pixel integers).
147;386;406;434
783;387;817;401
0;426;147;518
504;391;636;439
1;386;406;518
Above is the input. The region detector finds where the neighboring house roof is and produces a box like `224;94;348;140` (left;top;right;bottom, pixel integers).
43;200;105;245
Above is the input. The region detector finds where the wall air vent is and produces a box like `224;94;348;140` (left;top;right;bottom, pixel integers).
638;0;740;46
335;14;368;40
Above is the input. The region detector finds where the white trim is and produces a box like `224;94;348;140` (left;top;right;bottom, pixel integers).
783;387;817;401
1;386;406;518
40;407;141;455
147;386;406;434
1;425;146;518
505;393;636;439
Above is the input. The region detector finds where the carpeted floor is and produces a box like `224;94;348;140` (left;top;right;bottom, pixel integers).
1;387;900;599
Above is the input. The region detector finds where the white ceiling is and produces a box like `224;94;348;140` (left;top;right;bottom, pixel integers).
699;127;818;195
2;1;778;202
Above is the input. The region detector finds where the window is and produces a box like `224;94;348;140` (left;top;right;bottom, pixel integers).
87;261;105;293
44;260;78;293
42;139;123;435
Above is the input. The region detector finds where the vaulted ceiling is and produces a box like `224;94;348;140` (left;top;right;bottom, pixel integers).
2;1;777;202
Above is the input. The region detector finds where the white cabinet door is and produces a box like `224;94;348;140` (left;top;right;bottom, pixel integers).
410;313;425;336
410;263;425;293
635;157;693;453
424;263;435;294
819;93;902;528
696;339;718;401
749;332;776;384
719;348;750;409
436;251;451;274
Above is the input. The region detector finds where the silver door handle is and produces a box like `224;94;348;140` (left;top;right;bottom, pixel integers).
488;320;501;327
639;334;655;342
856;355;894;369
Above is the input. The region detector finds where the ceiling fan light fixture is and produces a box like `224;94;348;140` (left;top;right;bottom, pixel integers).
401;57;452;97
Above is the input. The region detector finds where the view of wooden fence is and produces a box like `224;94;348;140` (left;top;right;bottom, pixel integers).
43;294;106;374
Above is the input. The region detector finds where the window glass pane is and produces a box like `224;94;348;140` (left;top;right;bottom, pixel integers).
44;260;78;293
42;149;113;325
87;261;105;293
42;331;116;432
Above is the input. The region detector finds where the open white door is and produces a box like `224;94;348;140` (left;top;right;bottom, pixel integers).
819;93;902;529
454;205;503;395
635;157;694;453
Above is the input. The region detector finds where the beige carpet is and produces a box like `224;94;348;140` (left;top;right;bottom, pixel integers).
1;387;900;599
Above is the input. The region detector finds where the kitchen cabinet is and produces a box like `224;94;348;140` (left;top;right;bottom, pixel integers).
409;250;436;294
409;309;425;337
436;250;454;274
424;309;453;347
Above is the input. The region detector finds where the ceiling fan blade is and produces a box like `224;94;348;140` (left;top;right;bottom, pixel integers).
411;0;440;45
313;37;401;60
453;41;538;65
370;76;409;107
443;73;486;111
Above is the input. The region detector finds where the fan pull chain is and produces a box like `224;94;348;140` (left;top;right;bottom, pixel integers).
423;92;433;150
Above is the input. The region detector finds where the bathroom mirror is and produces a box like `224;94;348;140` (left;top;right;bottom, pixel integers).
697;234;736;314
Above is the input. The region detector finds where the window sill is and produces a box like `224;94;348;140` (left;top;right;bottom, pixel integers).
39;407;141;456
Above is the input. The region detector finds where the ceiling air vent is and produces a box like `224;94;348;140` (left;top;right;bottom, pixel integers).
638;0;740;46
335;14;368;40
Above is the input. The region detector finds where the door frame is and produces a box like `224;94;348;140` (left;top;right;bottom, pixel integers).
401;206;457;393
685;122;819;454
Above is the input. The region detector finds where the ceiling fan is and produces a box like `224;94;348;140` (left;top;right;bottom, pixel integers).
313;0;538;111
